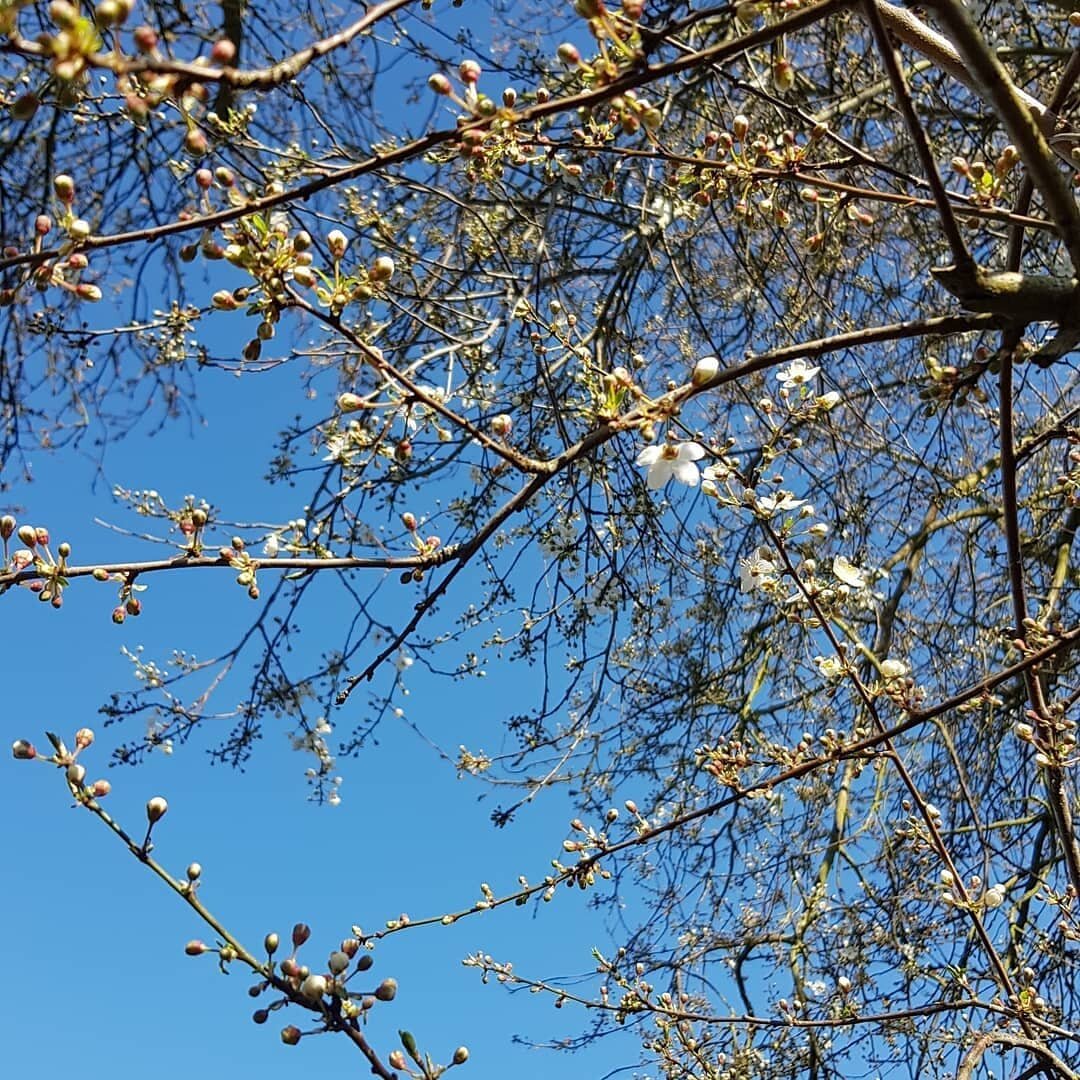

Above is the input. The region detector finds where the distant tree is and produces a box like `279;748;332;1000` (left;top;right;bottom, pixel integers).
4;0;1080;1076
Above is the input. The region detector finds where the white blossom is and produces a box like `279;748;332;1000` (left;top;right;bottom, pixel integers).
739;548;778;593
636;441;706;489
816;655;844;678
756;490;806;516
776;358;820;388
880;658;908;680
832;555;867;589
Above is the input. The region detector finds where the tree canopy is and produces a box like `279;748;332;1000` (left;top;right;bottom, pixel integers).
4;0;1080;1077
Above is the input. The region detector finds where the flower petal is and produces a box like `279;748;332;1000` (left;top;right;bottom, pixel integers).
671;460;700;486
636;446;662;466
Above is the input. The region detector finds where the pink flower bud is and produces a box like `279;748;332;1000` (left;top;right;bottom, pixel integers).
35;215;52;236
17;524;37;547
75;283;102;302
146;796;169;823
389;1050;408;1070
557;43;581;66
11;740;36;760
401;512;417;531
459;60;481;84
75;727;94;750
210;38;236;64
491;413;512;436
91;779;111;797
292;922;311;949
428;72;452;95
185;940;209;956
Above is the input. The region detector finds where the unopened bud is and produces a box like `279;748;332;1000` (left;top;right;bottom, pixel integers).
280;1026;302;1045
292;922;311;949
375;977;398;1001
75;727;94;750
452;1046;470;1065
12;739;36;760
185;940;209;956
146;796;169;823
327;230;348;259
300;973;328;999
692;355;719;386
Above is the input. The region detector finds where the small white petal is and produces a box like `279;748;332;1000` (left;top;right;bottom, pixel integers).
636;446;662;466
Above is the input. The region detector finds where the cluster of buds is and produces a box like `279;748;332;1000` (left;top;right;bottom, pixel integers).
306;229;396;316
2;519;71;609
951;147;1020;206
40;1;122;84
0;175;103;308
220;536;260;600
387;1031;470;1076
939;868;1007;911
11;727;112;800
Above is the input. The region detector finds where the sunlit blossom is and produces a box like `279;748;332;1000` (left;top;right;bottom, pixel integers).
636;441;706;489
739;548;778;593
776;358;820;388
880;658;908;680
816;655;844;678
832;555;867;589
756;490;806;516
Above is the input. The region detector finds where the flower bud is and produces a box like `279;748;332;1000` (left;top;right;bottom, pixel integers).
264;932;280;954
370;255;395;282
300;973;328;999
453;1046;469;1065
12;739;36;760
328;951;350;975
210;38;236;64
732;114;749;141
146;796;169;823
91;779;111;797
17;524;37;547
557;43;582;66
428;72;452;95
326;230;348;259
459;60;481;84
75;283;102;302
53;174;76;202
66;762;86;785
375;977;398;1001
389;1051;408;1070
292;922;311;949
185;940;209;955
280;1026;302;1045
75;727;94;750
692;355;719;386
186;862;202;881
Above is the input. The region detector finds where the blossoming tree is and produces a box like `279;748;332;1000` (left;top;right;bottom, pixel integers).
4;0;1080;1076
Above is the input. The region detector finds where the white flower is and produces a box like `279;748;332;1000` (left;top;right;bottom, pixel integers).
739;548;778;593
395;652;414;673
756;490;806;516
816;655;844;678
832;555;867;589
776;358;820;388
263;534;280;558
817;391;841;410
636;441;706;489
880;658;908;680
982;884;1006;909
